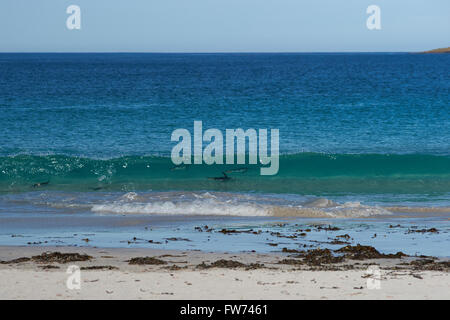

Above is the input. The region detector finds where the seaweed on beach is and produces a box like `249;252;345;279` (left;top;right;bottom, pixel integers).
329;239;351;245
218;228;259;235
281;248;303;253
278;258;304;265
218;229;240;234
0;257;31;264
1;252;91;264
197;259;265;270
279;248;344;266
31;252;92;263
269;232;297;239
162;265;189;271
128;257;167;265
122;237;163;245
81;265;118;270
298;248;344;265
335;244;407;260
195;225;213;232
298;233;307;237
165;237;191;242
309;225;341;231
406;228;439;234
409;259;450;271
279;245;409;268
394;258;450;272
197;259;245;269
27;241;48;245
39;265;60;270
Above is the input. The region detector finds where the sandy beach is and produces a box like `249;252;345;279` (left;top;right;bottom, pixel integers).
0;246;448;300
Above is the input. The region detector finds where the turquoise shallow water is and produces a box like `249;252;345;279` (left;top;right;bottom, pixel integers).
0;53;449;254
1;153;450;196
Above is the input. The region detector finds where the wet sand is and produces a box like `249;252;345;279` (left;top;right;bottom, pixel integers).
0;246;448;299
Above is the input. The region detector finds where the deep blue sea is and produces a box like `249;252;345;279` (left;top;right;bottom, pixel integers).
1;53;449;157
0;53;449;254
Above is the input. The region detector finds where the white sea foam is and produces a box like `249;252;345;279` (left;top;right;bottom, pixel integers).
92;198;271;216
324;202;391;218
91;192;391;218
120;192;139;201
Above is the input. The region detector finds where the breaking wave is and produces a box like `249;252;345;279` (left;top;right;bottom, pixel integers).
1;153;450;195
90;192;391;218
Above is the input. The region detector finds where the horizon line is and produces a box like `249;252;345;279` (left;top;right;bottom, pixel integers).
0;51;421;54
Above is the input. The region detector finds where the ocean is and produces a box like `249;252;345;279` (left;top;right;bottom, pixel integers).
0;53;449;255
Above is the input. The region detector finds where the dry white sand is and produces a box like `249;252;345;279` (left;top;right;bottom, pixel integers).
0;246;448;300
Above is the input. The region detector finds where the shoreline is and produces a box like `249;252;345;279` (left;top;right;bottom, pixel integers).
0;246;448;299
1;213;449;257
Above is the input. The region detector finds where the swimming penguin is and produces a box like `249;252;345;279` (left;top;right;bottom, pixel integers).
224;167;248;174
208;172;231;181
32;181;50;188
170;164;188;171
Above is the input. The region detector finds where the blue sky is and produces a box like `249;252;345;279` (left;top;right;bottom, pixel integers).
0;0;448;52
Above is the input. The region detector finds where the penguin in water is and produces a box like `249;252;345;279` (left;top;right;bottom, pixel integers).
170;164;189;171
208;172;231;181
89;186;104;191
224;167;248;174
32;181;50;188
